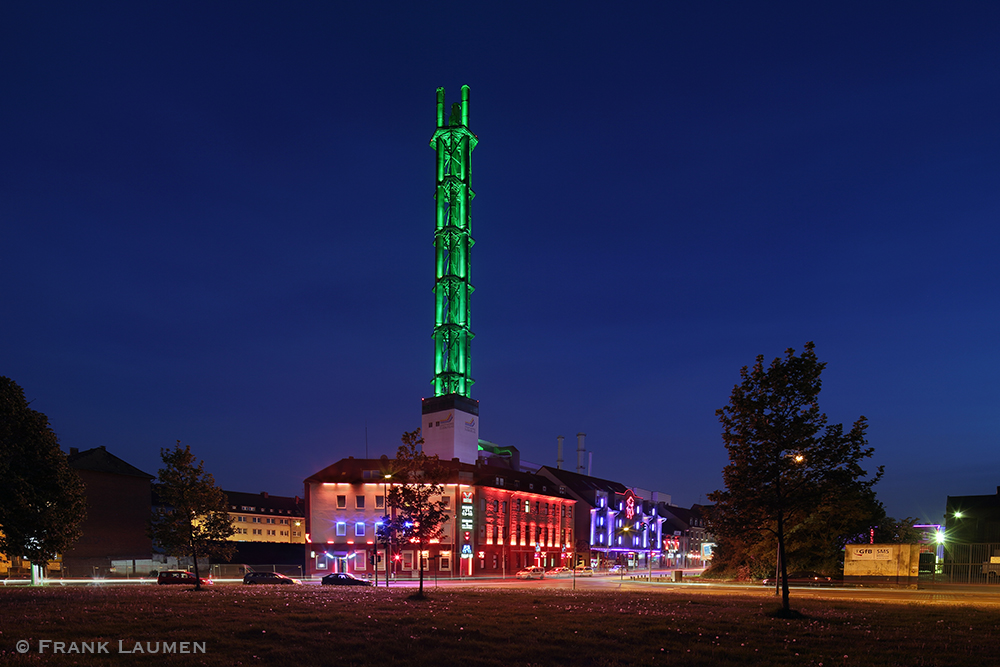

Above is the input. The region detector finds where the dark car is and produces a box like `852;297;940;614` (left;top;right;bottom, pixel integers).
761;570;831;586
156;570;212;586
321;572;373;587
243;571;300;585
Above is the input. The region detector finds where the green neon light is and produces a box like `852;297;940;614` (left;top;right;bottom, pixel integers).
430;85;477;398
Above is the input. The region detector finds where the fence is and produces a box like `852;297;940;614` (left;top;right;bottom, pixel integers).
210;564;303;579
943;542;1000;584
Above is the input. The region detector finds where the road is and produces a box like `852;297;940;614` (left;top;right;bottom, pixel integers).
369;573;1000;606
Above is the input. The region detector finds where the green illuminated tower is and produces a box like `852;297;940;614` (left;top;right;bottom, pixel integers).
422;85;480;465
429;85;477;398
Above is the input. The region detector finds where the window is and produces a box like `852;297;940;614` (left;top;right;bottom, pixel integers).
441;496;450;508
337;495;346;509
355;522;365;537
356;495;365;509
375;495;384;509
237;516;246;522
252;517;261;523
524;500;530;513
336;522;347;537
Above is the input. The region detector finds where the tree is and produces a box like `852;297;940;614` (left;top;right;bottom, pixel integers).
0;377;87;583
707;343;882;615
384;429;451;599
149;442;234;590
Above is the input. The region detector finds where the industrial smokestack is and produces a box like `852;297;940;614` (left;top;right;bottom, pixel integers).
588;451;593;477
576;433;586;474
556;436;564;470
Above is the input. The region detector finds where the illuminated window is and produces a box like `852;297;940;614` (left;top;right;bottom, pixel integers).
336;522;347;537
355;522;365;537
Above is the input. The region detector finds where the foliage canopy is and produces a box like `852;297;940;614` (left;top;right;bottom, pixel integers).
383;429;451;598
149;442;234;590
0;376;87;572
707;343;882;613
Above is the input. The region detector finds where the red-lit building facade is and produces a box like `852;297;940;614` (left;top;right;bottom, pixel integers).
303;457;576;578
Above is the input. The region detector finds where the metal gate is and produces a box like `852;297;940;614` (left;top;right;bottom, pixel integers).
943;542;1000;584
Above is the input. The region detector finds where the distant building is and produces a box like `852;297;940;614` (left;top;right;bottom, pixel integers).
222;490;306;570
660;503;715;568
945;487;1000;543
303;456;576;578
225;491;305;544
64;446;154;577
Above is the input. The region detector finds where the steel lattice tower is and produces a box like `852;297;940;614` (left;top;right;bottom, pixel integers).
430;85;477;398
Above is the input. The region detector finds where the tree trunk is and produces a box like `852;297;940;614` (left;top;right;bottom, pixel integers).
777;514;789;612
191;537;202;592
417;538;425;596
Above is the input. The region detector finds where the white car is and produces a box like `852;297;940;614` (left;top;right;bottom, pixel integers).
515;566;546;580
546;567;573;578
574;566;595;577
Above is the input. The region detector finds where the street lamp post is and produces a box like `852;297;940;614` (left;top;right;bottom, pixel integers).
383;474;392;588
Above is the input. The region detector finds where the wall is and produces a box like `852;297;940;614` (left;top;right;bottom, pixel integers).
843;543;920;587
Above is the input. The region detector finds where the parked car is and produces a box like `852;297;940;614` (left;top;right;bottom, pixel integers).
546;566;573;578
574;566;595;577
321;572;373;587
243;572;300;585
761;571;831;586
156;570;212;586
515;566;546;580
607;565;625;574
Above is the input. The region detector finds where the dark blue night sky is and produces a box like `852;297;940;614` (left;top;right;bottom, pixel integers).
3;2;998;524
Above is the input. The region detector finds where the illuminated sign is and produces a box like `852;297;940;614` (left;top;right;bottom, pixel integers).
623;490;636;521
460;492;474;543
461;544;473;558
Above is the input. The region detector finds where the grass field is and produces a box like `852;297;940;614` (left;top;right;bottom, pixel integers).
1;585;998;666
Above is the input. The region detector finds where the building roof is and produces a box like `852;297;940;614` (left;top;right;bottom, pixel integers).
67;446;154;479
225;490;304;517
537;466;629;498
305;457;573;500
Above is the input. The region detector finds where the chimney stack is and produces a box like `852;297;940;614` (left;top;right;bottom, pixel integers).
576;433;586;474
556;436;564;470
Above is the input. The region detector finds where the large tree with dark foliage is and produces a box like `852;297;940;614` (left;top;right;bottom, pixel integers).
707;343;882;615
384;429;450;599
0;377;86;583
149;442;234;590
